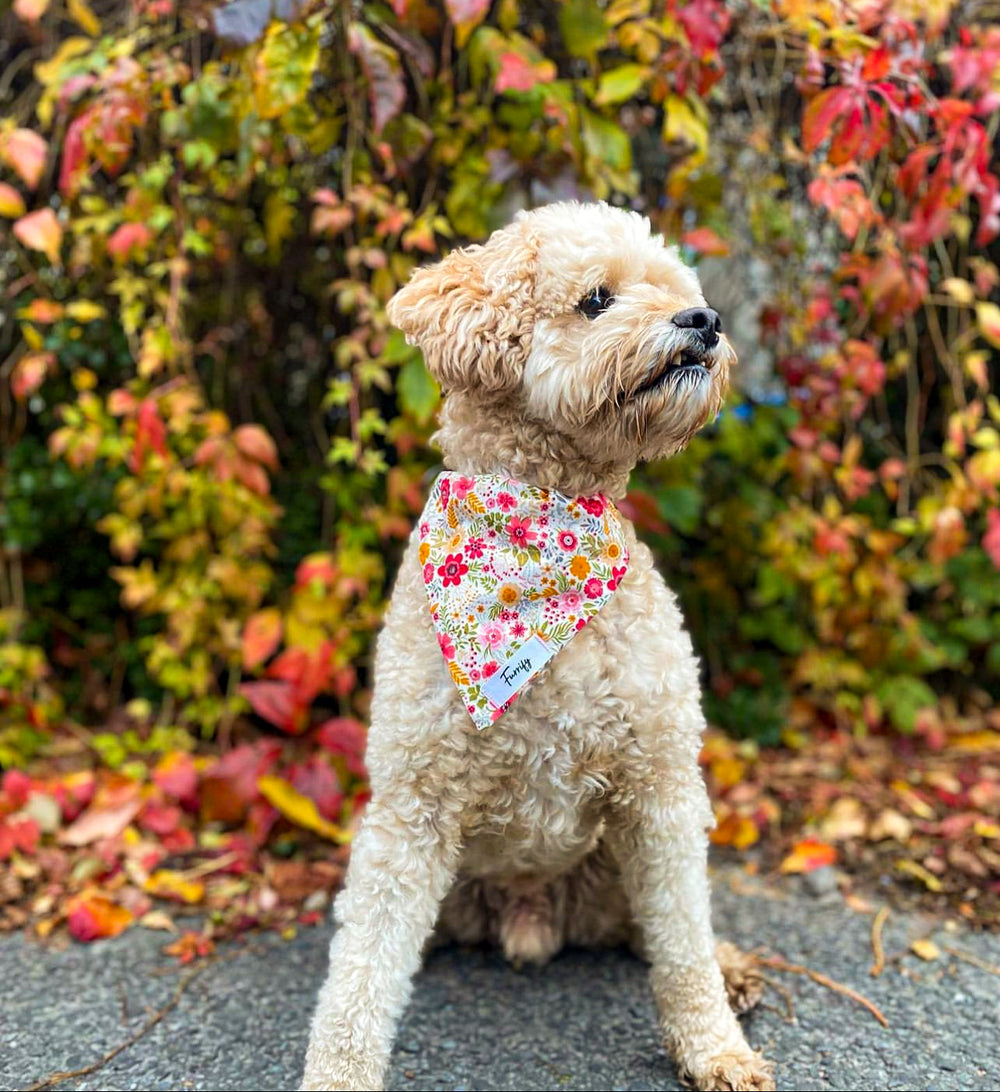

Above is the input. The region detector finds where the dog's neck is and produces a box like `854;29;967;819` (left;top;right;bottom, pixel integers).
433;394;636;499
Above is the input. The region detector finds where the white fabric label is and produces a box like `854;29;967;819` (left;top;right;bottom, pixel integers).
481;634;553;713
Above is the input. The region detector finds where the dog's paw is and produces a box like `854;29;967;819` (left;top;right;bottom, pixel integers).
300;1051;384;1091
715;941;765;1015
499;890;563;966
683;1050;775;1092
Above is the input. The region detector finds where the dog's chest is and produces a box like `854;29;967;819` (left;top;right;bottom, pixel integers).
459;649;635;878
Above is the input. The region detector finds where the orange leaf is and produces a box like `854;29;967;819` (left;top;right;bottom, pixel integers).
11;351;54;400
242;608;283;671
1;128;48;189
710;813;759;849
780;838;837;874
18;299;64;323
233;424;279;469
66;894;133;942
14;208;62;264
60;792;141;846
682;227;730;257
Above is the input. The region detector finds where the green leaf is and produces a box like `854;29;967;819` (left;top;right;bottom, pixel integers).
876;676;936;733
581;109;632;171
397;357;439;424
560;0;608;60
594;64;647;105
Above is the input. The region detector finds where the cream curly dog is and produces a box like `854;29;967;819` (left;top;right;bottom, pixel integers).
301;202;774;1091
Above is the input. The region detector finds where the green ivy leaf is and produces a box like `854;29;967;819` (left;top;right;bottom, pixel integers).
397;357;439;424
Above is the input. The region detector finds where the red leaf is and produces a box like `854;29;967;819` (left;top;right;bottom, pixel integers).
240;680;307;734
315;717;368;777
2;770;33;808
153;751;198;802
802;87;851;153
242;608;282;671
285;756;344;821
0;817;40;860
618;490;670;535
681;227;730;257
294;553;337;590
200;741;281;823
107;222;153;259
495;52;554;94
138;801;183;836
983;509;1000;569
348;23;405;135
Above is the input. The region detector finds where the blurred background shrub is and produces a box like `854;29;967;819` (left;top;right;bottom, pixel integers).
2;0;999;766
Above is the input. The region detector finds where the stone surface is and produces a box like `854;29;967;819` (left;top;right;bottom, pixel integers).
2;870;998;1092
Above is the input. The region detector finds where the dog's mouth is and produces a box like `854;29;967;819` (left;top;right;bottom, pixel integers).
634;346;711;397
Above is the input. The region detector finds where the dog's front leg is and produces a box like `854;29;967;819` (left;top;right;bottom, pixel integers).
301;788;463;1091
608;781;774;1092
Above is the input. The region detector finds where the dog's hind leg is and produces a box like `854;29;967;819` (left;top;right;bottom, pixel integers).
716;940;765;1014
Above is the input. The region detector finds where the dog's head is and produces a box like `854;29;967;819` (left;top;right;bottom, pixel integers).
387;201;734;469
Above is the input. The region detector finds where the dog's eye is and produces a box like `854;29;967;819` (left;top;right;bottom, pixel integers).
577;286;614;319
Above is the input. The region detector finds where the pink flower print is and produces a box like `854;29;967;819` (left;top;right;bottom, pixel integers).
496;491;516;512
579;495;605;517
438;553;468;587
575;617;587;630
454;476;476;499
423;562;434;584
437;631;455;659
559;589;583;613
511;620;526;638
478;620;507;650
557;529;578;551
506;515;537;548
584;577;603;598
482;661;499;678
419;521;429;536
607;565;628;591
439;478;451;508
466;535;486;559
470;668;481;682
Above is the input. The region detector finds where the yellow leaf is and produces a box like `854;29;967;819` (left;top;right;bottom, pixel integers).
662;94;709;163
910;938;941;961
258;775;351;843
0;182;26;218
976;301;1000;349
67;0;101;35
941;277;974;305
896;859;943;892
65;300;106;323
144;869;206;904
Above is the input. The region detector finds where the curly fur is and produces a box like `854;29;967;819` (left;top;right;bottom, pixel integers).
301;202;774;1092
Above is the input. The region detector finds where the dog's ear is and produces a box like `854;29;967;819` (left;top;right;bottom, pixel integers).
387;219;537;394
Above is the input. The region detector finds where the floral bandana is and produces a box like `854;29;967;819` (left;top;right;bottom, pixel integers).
418;472;630;729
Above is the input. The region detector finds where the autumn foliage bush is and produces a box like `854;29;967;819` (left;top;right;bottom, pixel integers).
2;0;1000;782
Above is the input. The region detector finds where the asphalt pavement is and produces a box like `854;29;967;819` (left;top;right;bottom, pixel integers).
2;867;998;1092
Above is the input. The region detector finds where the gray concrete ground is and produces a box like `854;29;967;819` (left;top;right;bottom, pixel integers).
2;868;998;1092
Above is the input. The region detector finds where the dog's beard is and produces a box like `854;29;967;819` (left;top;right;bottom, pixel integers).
605;326;730;457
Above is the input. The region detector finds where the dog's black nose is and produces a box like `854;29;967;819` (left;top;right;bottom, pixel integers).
672;307;721;348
